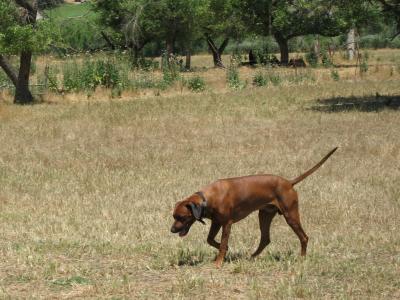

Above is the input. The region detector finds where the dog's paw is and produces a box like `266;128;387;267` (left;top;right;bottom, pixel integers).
215;260;223;269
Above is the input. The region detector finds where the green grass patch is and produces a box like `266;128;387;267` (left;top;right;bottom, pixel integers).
45;3;95;20
51;276;90;288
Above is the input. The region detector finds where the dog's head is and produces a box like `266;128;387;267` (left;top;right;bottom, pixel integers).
171;195;204;237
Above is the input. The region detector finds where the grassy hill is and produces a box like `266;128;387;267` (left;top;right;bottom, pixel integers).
45;2;95;20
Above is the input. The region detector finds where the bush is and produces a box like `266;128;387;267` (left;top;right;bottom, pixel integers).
187;76;206;92
226;58;246;90
161;51;180;86
226;65;244;89
253;72;268;87
305;50;318;68
62;59;124;92
225;36;279;55
63;23;103;52
359;35;388;49
330;69;340;81
321;50;333;68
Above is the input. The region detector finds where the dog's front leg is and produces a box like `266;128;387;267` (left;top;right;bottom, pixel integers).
215;221;232;268
207;221;221;250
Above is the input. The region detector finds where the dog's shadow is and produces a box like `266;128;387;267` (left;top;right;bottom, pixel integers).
224;251;247;262
174;248;296;267
262;250;296;262
175;248;208;266
227;250;296;263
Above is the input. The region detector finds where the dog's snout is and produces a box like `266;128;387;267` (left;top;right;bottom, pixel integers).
170;226;178;233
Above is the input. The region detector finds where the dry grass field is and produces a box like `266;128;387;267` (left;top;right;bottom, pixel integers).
0;50;400;298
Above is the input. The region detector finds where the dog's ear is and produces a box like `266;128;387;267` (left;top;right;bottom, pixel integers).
188;203;202;220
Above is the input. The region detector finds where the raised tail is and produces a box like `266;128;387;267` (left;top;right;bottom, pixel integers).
290;147;338;186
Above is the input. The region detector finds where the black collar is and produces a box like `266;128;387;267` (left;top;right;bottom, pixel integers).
194;191;208;220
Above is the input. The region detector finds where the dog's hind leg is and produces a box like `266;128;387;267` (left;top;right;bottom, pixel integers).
279;190;309;256
251;208;277;257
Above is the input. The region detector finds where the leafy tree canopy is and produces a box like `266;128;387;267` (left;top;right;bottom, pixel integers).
0;0;53;54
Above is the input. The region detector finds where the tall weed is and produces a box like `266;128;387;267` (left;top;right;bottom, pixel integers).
227;57;246;90
62;59;125;92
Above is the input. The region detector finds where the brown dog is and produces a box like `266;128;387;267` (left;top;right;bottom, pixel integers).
171;148;338;268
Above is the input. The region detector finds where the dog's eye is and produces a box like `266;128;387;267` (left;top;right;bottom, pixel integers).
175;216;185;222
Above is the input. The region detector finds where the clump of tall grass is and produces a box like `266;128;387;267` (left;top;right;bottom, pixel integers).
186;75;206;92
252;71;268;87
130;72;158;90
287;71;315;84
359;52;369;75
330;69;340;81
227;57;246;90
321;50;334;68
305;50;319;68
62;59;127;93
161;51;180;86
268;72;282;86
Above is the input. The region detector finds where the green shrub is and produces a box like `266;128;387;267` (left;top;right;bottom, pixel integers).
161;51;180;86
305;50;319;68
321;51;333;68
62;59;124;92
330;69;340;81
226;59;245;90
253;72;268;87
187;76;206;92
63;62;80;91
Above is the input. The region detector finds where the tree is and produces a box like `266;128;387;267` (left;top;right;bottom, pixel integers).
93;0;204;68
0;0;51;104
375;0;400;38
0;0;38;104
199;0;245;67
239;0;375;65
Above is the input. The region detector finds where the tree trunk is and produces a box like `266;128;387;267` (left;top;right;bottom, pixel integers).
165;38;175;68
14;51;34;104
274;33;289;65
206;36;229;68
0;55;18;86
347;28;356;60
185;49;191;70
314;36;320;59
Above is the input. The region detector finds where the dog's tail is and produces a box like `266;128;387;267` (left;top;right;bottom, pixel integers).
290;147;338;186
